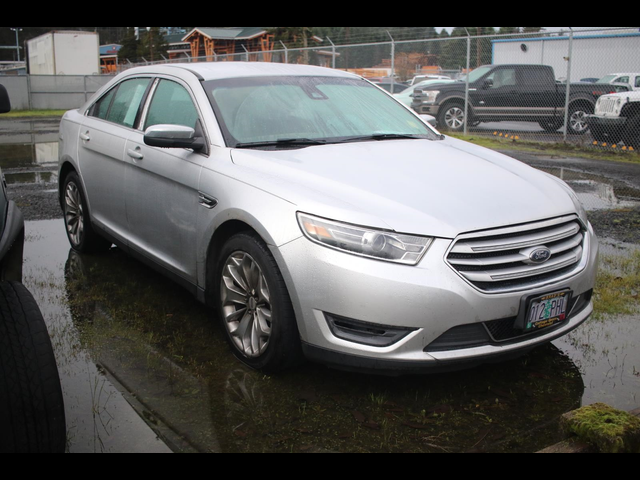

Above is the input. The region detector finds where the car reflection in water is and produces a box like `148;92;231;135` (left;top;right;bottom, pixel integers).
64;248;586;453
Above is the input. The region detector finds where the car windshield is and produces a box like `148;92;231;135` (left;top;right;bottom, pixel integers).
599;75;618;84
205;76;438;148
466;66;494;84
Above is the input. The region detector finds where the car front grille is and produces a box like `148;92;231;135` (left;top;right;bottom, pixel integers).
596;97;618;115
446;216;587;293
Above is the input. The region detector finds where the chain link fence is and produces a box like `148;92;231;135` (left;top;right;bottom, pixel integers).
119;27;640;153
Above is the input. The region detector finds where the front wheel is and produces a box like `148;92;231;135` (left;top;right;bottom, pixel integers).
437;102;467;132
622;115;640;149
213;232;302;373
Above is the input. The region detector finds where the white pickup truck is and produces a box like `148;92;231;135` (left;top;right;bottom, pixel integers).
587;90;640;148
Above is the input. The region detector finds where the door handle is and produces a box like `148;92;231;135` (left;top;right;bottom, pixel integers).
127;148;144;161
80;132;91;142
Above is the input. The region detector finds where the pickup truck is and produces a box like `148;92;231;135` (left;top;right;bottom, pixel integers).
411;64;630;135
588;90;640;148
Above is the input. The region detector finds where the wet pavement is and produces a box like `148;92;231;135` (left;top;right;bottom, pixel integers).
2;118;640;453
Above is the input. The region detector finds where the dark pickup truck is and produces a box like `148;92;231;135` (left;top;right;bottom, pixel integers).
411;64;630;135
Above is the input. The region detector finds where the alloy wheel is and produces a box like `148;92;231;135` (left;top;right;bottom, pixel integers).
570;110;589;134
220;252;273;359
64;182;84;247
445;107;465;130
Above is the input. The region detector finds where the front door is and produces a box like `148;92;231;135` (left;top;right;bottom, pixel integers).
124;78;206;283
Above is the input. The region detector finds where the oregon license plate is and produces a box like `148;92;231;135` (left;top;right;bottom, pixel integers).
525;291;572;332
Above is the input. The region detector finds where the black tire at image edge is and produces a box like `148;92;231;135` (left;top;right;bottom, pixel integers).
0;282;66;453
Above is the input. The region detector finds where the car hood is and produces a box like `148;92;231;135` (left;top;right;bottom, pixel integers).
230;137;577;239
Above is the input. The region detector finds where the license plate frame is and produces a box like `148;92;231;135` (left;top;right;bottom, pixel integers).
515;290;573;333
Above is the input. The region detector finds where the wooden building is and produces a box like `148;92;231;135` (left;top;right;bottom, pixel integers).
183;27;275;61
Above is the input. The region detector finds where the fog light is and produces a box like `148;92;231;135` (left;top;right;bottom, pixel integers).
325;313;417;348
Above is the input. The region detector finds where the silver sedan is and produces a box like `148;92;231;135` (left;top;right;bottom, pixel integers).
58;63;598;374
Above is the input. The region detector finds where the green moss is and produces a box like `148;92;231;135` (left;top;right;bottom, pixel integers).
448;133;640;165
561;404;640;453
0;109;67;118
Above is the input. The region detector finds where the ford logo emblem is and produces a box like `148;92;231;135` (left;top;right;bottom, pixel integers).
529;248;552;264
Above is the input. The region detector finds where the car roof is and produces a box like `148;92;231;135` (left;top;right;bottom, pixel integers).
120;62;359;82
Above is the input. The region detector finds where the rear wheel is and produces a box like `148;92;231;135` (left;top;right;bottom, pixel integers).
62;172;111;253
567;104;593;135
0;282;66;453
213;232;302;373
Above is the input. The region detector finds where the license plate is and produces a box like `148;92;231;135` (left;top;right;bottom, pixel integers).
524;291;571;332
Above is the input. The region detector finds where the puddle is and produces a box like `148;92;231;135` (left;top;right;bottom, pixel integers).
541;167;640;212
23;219;638;453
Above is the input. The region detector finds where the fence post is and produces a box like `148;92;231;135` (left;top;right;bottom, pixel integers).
387;31;395;94
563;28;574;143
26;74;32;110
83;75;88;104
464;32;471;136
327;37;337;69
280;41;288;64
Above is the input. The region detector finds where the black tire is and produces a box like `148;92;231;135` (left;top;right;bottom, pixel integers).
62;172;111;253
539;120;563;133
567;104;594;135
622;115;640;149
437;101;467;132
213;232;302;373
0;282;66;453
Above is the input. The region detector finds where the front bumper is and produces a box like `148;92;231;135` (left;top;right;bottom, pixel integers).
587;115;628;131
412;103;440;116
272;223;599;374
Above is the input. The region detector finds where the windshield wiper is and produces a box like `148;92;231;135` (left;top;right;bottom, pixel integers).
234;138;329;149
337;133;428;143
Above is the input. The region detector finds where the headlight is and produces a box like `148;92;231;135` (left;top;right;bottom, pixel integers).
297;213;433;266
422;90;440;104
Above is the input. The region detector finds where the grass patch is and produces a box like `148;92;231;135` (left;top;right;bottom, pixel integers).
594;250;640;318
449;133;640;165
1;109;68;118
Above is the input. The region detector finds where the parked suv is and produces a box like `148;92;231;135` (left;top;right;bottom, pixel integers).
412;64;630;134
588;90;640;148
0;84;66;453
58;63;599;375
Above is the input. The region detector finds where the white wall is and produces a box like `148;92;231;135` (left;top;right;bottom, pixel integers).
53;32;100;76
493;34;640;81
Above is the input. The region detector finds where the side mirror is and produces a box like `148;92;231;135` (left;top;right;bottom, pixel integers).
144;125;205;151
0;85;11;114
482;78;494;90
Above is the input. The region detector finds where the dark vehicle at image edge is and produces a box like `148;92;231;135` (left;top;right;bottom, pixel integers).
412;64;631;134
0;85;66;453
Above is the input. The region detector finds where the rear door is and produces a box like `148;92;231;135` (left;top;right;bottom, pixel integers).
124;77;207;283
514;66;562;119
79;77;153;242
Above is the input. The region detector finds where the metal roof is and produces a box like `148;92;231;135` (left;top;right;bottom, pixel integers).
183;27;268;42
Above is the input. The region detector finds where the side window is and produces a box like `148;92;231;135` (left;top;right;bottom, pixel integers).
486;69;517;88
616;76;630;85
144;80;199;130
635;77;640;88
105;78;152;128
91;88;117;120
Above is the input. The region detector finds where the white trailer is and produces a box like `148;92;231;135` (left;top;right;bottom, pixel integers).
28;31;100;76
492;31;640;82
